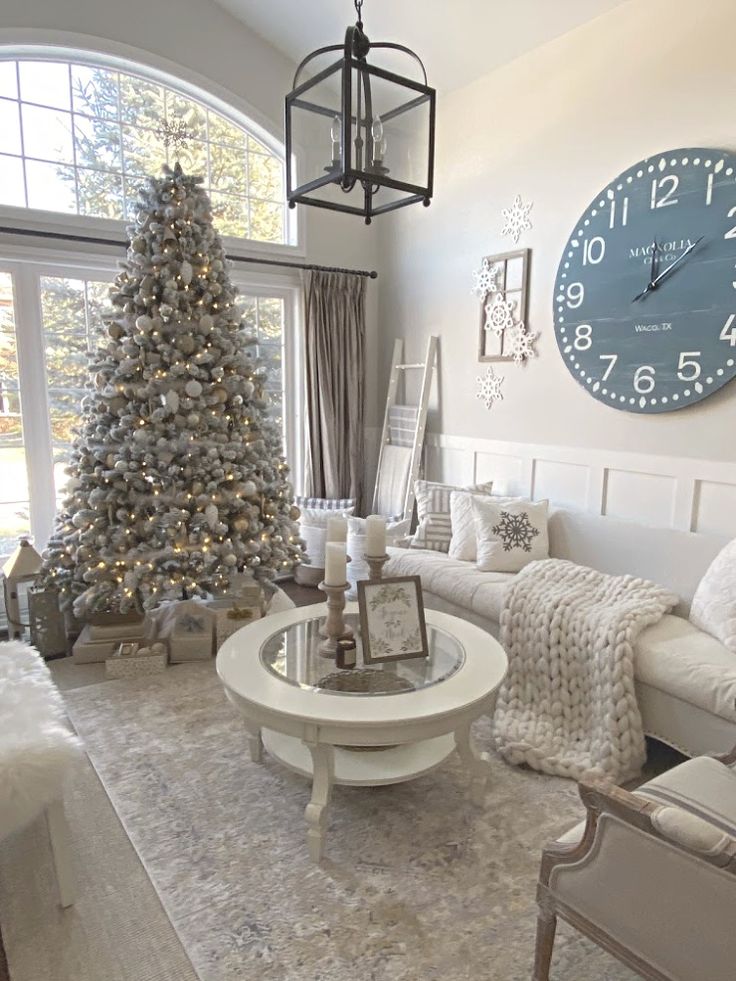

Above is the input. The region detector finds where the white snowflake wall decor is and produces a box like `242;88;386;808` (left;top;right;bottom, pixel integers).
476;366;504;410
484;293;516;336
501;195;533;244
509;323;538;364
471;258;500;298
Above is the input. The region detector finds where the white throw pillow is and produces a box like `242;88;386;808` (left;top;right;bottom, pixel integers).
689;539;736;653
449;492;519;562
473;497;549;573
411;480;493;553
299;506;354;528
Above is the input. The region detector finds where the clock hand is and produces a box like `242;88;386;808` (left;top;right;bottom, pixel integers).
632;237;703;301
650;235;705;288
633;241;659;302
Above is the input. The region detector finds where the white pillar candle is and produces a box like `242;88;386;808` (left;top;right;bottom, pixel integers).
326;515;348;543
324;542;347;586
365;514;387;557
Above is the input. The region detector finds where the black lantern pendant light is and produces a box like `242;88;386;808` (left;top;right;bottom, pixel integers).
285;0;436;224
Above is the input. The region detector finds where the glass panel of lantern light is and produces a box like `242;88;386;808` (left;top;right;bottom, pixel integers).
353;66;431;192
287;61;343;191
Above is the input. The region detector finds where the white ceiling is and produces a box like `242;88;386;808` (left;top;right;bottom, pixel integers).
214;0;631;94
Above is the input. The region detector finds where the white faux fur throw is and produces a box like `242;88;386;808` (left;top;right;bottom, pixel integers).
0;641;81;840
493;560;678;782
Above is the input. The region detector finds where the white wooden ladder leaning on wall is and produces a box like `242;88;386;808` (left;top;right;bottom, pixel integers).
371;336;438;523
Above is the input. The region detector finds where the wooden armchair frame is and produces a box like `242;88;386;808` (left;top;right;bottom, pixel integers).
533;746;736;981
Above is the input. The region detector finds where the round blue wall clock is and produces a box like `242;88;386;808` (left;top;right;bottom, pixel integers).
553;148;736;412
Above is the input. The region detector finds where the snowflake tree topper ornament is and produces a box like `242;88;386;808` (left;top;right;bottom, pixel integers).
501;195;533;243
476;365;504;410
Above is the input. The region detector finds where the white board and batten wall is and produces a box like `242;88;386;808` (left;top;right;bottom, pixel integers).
420;434;736;540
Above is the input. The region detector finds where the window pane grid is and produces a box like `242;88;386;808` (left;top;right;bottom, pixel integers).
0;58;286;242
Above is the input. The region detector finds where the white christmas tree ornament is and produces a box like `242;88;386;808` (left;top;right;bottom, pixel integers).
39;164;303;616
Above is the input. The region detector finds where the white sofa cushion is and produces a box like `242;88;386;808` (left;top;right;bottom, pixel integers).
384;546;515;623
689;538;736;654
473;497;550;573
635;615;736;724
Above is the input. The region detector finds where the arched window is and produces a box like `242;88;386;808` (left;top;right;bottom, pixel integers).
0;55;288;244
0;51;302;569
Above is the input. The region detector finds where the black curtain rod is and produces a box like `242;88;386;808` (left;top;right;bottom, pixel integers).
0;225;378;280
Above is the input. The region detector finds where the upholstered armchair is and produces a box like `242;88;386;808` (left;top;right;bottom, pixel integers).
533;747;736;980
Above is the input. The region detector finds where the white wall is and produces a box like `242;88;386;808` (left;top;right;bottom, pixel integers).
375;0;736;464
0;0;381;427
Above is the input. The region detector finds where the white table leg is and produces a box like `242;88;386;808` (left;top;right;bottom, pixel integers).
303;740;334;863
455;722;492;805
46;800;75;908
244;722;263;763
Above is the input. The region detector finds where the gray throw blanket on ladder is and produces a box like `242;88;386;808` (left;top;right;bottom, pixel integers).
493;559;678;782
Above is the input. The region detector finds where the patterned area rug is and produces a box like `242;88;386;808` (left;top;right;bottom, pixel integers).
62;663;638;981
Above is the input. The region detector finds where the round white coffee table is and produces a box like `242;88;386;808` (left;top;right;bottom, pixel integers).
217;602;507;862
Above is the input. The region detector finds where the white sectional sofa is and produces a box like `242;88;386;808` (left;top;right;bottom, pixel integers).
385;507;736;758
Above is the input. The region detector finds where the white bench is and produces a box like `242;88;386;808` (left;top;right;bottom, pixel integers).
0;640;81;907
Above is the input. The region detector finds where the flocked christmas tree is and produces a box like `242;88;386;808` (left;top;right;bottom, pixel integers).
40;164;302;616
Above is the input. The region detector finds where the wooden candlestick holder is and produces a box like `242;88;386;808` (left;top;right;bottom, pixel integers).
366;553;389;580
319;553;351;637
317;580;353;656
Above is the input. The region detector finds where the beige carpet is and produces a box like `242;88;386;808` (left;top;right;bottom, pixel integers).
0;736;198;981
38;660;646;981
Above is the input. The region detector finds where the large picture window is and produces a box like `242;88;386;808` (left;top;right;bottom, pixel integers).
0;260;298;556
0;57;288;244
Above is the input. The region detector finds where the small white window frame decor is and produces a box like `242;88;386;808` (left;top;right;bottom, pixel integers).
357;576;429;664
474;248;531;363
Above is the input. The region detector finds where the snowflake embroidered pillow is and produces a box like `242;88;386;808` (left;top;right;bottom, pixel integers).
472;497;549;573
689;538;736;653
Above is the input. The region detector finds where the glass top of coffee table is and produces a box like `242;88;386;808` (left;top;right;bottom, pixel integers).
259;614;466;696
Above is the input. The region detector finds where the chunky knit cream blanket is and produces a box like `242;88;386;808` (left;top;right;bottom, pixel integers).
493;559;678;782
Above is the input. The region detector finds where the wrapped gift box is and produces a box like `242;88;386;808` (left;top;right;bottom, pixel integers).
106;641;168;678
73;616;156;664
209;599;261;650
168;610;214;662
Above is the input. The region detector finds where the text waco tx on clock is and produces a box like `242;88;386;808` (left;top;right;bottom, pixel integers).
553;148;736;413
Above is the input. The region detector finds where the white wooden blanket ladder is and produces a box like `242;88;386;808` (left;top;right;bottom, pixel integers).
371;336;438;523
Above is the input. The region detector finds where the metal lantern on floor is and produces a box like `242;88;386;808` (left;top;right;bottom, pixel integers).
2;537;42;640
285;0;436;224
28;587;68;658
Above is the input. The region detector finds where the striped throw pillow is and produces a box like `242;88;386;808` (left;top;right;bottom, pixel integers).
411;480;493;552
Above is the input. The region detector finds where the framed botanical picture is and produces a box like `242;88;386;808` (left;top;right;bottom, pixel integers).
357;576;429;664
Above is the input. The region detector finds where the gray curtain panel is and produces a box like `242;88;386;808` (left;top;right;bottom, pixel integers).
303;270;366;512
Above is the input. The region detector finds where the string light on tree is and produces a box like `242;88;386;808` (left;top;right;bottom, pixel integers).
39;164;303;617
